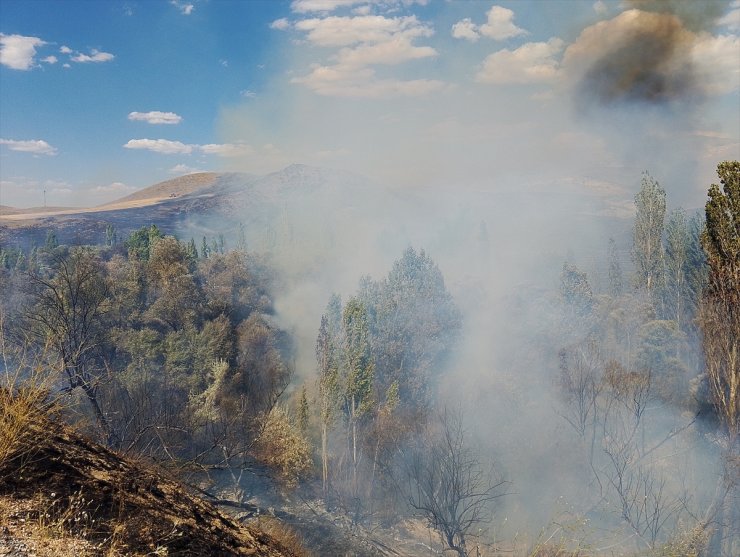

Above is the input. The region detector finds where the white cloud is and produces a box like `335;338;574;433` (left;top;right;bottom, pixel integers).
199;143;254;157
60;46;72;54
271;18;291;30
63;63;71;69
476;38;564;84
292;0;361;12
718;5;740;32
0;138;58;156
90;182;136;194
295;15;431;47
240;89;257;98
290;13;441;97
123;139;254;157
452;6;527;42
171;0;194;15
451;18;479;42
42;55;58;64
335;37;437;68
353;5;371;16
169;164;203;174
593;1;608;15
292;66;443;97
291;0;427;13
128;111;183;125
479;6;527;40
691;33;740;96
123;139;193;154
71;49;115;63
0;34;45;70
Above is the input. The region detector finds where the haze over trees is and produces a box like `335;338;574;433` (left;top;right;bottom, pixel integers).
1;161;738;556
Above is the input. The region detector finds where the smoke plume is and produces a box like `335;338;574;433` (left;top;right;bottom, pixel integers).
566;1;731;105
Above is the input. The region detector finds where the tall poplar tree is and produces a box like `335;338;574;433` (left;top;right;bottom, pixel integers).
341;297;374;501
662;209;689;328
699;160;739;557
632;172;666;295
316;312;339;499
700;161;740;447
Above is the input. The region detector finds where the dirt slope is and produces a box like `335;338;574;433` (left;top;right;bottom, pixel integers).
0;418;295;557
100;172;220;207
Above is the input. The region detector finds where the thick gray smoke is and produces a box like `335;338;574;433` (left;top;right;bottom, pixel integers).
571;0;731;105
198;0;738;548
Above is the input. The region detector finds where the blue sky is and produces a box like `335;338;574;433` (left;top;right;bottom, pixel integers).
1;0;738;209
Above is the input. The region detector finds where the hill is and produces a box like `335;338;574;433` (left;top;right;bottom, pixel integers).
0;165;375;249
99;172;220;207
0;411;297;557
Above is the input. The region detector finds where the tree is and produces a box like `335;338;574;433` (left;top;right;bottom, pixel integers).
405;409;506;557
700;161;740;448
608;237;624;298
341;297;374;509
125;225;163;261
684;211;708;339
316;312;339;500
633;172;666;295
201;236;210;259
298;384;309;435
145;237;201;331
44;230;58;251
24;248;116;445
560;261;594;319
361;247;460;409
105;224;117;247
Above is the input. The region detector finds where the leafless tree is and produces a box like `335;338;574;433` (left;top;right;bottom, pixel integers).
404;408;507;557
558;342;602;438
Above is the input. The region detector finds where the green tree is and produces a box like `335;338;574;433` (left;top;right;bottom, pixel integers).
186;238;198;261
698;161;739;557
342;298;374;503
145;237;201;331
126;225;163;261
700;161;740;447
361;247;460;408
633;172;666;295
660;209;690;328
316;312;340;500
684;211;708;332
201;235;209;259
105;224;117;247
607;237;624;298
44;230;58;251
298;384;309;435
560;261;594;318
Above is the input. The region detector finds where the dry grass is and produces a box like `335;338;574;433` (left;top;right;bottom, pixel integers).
257;517;316;557
0;335;58;476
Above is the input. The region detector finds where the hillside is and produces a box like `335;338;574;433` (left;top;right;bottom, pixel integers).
0;165;375;249
0;414;297;557
99;172;221;206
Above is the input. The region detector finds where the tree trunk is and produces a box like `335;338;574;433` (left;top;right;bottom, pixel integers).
351;395;357;494
81;380;118;448
321;422;329;504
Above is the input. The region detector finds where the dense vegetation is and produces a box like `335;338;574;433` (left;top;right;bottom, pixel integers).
0;225;305;479
1;161;738;556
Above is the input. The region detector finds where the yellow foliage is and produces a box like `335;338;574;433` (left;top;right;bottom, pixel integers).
253;406;313;489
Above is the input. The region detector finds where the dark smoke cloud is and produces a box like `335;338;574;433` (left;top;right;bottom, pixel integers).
628;0;731;32
567;1;731;105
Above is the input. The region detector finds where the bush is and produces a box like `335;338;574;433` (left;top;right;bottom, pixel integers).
253;407;313;489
